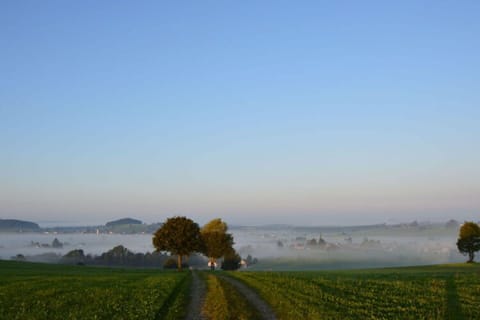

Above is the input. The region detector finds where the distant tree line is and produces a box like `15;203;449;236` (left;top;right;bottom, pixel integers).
58;245;208;268
29;238;64;249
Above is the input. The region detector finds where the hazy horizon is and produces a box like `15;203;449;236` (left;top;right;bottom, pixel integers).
3;213;476;229
0;221;464;269
1;1;479;226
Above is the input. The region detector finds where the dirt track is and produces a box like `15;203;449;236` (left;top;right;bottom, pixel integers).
184;271;276;320
184;271;207;320
214;274;277;320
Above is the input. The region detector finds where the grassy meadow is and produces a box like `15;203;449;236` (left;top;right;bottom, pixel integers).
231;264;480;319
1;260;479;319
0;260;190;320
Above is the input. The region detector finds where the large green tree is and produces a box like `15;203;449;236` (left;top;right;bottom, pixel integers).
201;218;234;269
152;216;202;270
456;221;480;263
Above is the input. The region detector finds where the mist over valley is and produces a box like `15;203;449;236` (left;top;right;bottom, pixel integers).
0;218;465;270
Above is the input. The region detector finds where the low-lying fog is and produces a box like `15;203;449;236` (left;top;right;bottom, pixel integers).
232;226;464;270
0;224;465;270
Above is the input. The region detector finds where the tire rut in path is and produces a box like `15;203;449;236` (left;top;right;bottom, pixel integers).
445;275;464;320
184;270;207;320
216;274;277;320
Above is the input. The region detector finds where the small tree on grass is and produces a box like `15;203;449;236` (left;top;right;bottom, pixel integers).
201;218;234;270
456;221;480;263
221;248;241;270
152;216;202;271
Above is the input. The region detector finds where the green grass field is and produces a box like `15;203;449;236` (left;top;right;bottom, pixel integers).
0;260;190;320
1;260;479;319
231;264;480;319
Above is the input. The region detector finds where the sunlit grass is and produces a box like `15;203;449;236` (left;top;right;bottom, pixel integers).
231;264;480;320
202;272;261;320
0;260;189;320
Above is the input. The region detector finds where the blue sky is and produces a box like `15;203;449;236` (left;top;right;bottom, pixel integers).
1;1;479;226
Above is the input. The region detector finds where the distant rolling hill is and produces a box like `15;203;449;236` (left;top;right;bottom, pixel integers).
0;219;40;232
105;217;142;227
